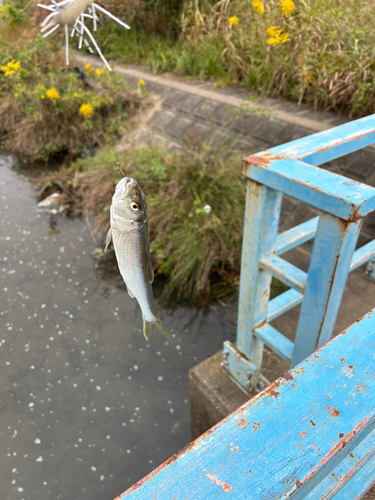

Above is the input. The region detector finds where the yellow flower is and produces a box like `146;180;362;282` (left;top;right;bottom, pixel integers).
79;103;94;119
46;87;60;100
266;26;290;46
14;93;18;97
1;60;21;77
8;60;21;71
73;92;78;98
279;0;294;17
228;15;239;25
306;71;314;84
95;68;105;76
137;79;145;87
252;0;265;14
84;63;93;75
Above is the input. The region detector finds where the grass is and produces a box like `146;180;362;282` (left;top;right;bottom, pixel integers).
94;0;375;117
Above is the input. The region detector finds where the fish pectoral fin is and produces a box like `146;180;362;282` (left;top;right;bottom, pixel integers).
148;264;154;284
104;227;112;251
154;317;171;340
127;286;135;299
143;318;153;340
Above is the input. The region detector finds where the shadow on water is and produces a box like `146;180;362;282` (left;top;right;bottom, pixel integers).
0;152;236;500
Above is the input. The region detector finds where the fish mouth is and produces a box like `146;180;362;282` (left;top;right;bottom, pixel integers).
115;177;140;198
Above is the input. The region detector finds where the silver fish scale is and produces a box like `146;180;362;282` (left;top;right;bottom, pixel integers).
112;226;157;323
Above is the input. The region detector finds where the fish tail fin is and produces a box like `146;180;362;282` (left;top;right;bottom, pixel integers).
154;317;171;340
143;317;153;341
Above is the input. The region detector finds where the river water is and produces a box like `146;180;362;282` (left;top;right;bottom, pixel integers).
0;153;236;500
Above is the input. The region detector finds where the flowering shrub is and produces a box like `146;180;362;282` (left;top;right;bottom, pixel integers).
0;34;150;160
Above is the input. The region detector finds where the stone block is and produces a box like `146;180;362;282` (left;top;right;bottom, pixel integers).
189;347;289;439
189;351;249;439
146;82;170;99
340;147;375;185
165;116;194;139
176;94;204;114
162;89;186;108
252;119;289;145
183;122;215;143
211;103;237;126
286;126;314;142
147;109;175;131
193;99;220;120
231;113;265;135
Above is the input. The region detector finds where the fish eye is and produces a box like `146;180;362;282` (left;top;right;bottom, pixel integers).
130;202;140;212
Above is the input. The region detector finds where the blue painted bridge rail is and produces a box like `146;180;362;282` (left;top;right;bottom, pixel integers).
225;114;375;394
117;308;375;499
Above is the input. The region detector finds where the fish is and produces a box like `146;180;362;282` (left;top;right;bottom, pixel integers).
105;177;171;341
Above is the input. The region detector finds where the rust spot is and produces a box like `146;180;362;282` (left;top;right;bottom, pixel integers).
310;417;370;475
339;433;344;438
296;480;303;489
299;431;307;438
253;422;261;431
242;152;287;172
340;357;346;363
283;372;294;381
348;365;354;369
311;444;320;450
238;419;246;426
271;390;280;397
310;420;316;427
206;472;233;492
349;453;354;458
326;406;340;418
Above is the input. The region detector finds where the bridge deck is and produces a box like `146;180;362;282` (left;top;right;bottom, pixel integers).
118;308;375;499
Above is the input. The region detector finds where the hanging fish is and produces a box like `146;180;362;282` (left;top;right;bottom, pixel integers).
105;177;171;341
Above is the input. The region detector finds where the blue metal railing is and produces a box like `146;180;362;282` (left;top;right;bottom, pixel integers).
118;308;375;499
222;115;375;394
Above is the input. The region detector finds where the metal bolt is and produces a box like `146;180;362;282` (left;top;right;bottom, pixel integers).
246;369;253;378
223;348;229;357
256;381;265;391
246;380;251;388
223;359;229;367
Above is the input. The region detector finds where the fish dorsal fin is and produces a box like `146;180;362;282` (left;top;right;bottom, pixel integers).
104;227;112;251
127;286;135;299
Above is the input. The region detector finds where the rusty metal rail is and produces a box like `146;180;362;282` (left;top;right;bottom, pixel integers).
117;308;375;499
223;114;375;394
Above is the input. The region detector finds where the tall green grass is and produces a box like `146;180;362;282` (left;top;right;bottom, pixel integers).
96;0;375;116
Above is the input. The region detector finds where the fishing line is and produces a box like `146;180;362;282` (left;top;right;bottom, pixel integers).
115;159;125;177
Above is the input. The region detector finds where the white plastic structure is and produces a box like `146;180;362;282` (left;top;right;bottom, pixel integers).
38;0;130;70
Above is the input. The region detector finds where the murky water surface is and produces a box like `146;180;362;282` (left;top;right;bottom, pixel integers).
0;154;235;500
